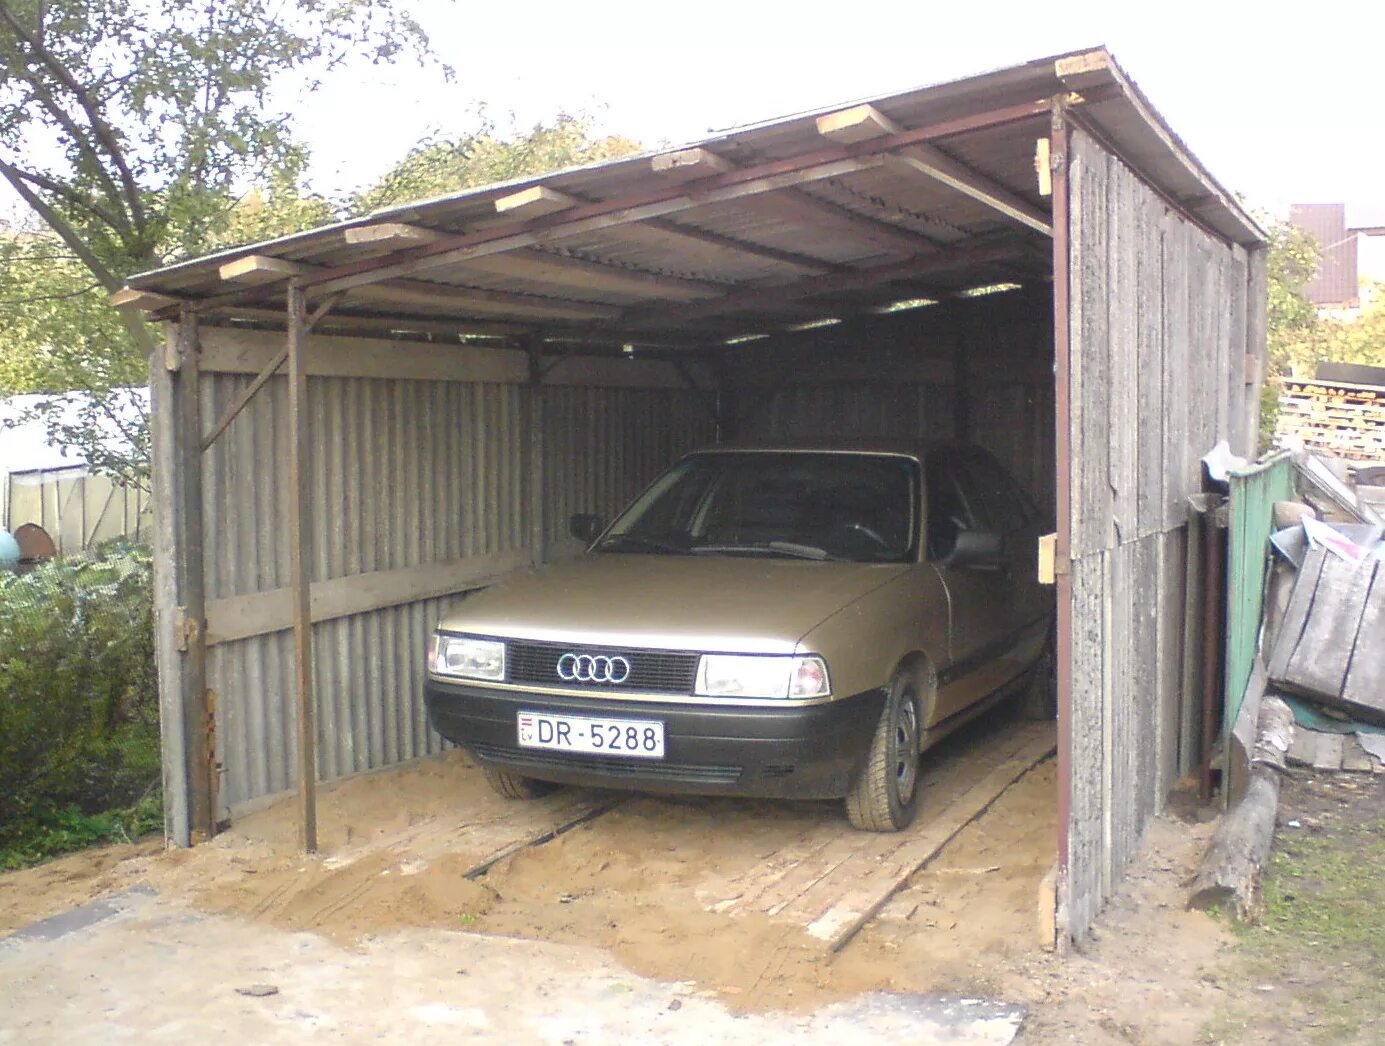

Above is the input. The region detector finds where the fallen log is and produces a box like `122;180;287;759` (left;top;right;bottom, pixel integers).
1188;694;1295;919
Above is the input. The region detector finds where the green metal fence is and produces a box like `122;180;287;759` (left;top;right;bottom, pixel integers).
1224;451;1295;729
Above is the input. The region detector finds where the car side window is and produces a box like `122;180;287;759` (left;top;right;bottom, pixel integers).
925;457;975;561
959;452;1035;534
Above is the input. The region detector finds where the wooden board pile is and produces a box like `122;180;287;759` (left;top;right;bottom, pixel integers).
1277;378;1385;462
1266;541;1385;773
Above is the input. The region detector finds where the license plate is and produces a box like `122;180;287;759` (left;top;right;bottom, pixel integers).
517;710;665;759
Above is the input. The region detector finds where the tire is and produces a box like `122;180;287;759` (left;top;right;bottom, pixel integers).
845;676;922;832
1018;632;1058;720
483;766;556;800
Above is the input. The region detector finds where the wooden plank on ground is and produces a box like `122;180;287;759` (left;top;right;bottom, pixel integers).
1267;549;1325;680
1287;729;1345;771
749;725;1056;952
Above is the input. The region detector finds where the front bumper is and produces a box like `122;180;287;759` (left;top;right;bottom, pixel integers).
423;680;886;800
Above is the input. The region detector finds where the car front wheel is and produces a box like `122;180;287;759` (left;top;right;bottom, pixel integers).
483;766;556;800
845;675;921;831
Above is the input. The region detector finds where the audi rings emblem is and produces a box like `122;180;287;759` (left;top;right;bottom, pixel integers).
557;653;631;684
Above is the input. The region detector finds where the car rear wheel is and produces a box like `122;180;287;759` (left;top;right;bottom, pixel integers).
846;676;921;832
483;766;556;800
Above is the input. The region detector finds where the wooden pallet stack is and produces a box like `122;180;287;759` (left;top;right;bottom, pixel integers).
1277;378;1385;461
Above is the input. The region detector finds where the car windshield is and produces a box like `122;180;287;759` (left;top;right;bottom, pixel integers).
597;452;918;563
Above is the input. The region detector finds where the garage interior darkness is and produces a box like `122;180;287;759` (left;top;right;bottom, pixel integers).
117;48;1266;943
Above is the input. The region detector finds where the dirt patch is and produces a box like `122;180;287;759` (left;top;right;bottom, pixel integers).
17;715;1377;1041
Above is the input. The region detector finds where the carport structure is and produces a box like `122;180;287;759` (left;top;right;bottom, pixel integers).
118;48;1266;942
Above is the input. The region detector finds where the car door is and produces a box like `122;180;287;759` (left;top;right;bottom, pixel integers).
954;449;1050;680
924;451;1014;723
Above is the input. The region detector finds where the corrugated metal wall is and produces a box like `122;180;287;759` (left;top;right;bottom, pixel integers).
724;291;1056;518
1063;128;1262;937
540;385;716;557
193;339;711;817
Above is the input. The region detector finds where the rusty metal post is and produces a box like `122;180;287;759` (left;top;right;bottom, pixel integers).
1048;100;1074;947
1201;501;1228;802
286;283;318;853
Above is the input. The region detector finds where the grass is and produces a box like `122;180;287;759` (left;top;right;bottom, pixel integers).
1204;778;1385;1044
0;792;163;871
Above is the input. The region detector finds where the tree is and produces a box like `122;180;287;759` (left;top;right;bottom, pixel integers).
0;232;149;482
1260;219;1323;444
355;110;641;214
0;0;439;481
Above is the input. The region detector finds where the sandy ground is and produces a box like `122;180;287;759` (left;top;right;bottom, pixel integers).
0;708;1248;1042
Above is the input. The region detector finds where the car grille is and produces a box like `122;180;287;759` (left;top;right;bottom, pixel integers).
505;640;699;694
473;743;742;784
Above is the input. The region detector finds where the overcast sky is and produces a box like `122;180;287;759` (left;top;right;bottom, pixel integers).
290;0;1384;230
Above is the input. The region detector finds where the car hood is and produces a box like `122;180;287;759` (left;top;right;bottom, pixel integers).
437;553;910;653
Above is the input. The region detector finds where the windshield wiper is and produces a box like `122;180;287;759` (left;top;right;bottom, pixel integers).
692;541;839;561
596;534;689;555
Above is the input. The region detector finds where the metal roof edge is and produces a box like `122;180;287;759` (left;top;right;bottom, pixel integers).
1059;48;1266;246
125;47;1266;294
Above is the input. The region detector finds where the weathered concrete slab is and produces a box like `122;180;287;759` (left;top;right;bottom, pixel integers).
0;895;1026;1044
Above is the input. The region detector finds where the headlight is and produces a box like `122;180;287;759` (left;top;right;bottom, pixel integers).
694;654;830;699
429;634;505;681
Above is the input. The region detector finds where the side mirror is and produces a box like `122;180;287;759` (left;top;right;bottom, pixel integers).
569;513;606;545
948;528;1004;571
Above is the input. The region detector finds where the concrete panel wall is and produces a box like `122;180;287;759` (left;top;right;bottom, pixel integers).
179;328;713;818
1063;128;1264;937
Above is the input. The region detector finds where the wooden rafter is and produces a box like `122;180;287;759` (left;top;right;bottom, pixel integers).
346;221;734;301
214;252;622;323
817;104;1053;235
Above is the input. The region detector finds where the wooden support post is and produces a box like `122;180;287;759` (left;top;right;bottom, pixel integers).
150;307;212;845
286;283;318;854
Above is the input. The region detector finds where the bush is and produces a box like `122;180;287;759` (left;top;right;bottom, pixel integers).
0;542;160;860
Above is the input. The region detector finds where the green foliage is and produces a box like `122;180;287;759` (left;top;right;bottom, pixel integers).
0;0;441;481
0;543;161;863
355;110;642;214
0;0;440;279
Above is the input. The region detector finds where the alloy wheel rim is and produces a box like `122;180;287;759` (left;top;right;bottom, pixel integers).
892;693;919;804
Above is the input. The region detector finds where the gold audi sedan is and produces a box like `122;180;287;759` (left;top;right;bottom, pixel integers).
425;443;1053;831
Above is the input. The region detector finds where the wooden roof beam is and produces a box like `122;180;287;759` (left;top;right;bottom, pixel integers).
817;104;1053;236
345;281;622;323
345;220;732;301
343;222;442;247
456;250;729;302
219;254;307;284
494;185;579;219
110;287;179;312
215;251;621;323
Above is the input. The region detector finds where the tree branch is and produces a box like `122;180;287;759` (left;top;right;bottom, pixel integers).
0;156;120;290
0;281;102;305
5;163;129;234
0;0;148;231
